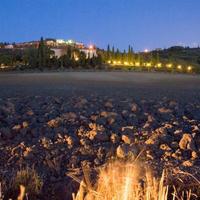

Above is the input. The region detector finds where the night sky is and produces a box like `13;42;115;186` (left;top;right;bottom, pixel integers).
0;0;200;51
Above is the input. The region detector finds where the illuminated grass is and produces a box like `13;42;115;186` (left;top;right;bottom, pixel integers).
72;161;199;200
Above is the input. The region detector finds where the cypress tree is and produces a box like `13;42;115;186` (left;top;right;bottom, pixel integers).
112;46;115;60
38;37;46;69
107;44;111;60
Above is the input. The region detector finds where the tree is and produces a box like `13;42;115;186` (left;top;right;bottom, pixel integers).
197;56;200;65
107;44;111;61
38;37;46;69
111;46;115;60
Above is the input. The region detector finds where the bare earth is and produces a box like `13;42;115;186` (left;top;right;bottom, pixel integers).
0;72;200;199
0;71;200;100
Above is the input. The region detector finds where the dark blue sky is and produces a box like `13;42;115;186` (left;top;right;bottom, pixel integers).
0;0;200;51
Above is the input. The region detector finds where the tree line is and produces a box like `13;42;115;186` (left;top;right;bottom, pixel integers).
0;38;200;72
0;37;103;71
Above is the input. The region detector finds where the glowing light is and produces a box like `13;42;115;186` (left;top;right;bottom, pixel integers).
117;61;121;64
157;63;162;68
187;66;192;71
89;45;94;50
67;39;74;44
124;61;129;65
130;62;134;66
177;65;182;70
135;62;140;67
166;63;173;68
146;63;152;67
144;49;149;53
113;61;117;65
107;60;111;64
75;57;79;61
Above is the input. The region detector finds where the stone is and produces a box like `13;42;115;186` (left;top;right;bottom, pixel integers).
160;144;171;151
62;112;77;122
12;124;21;131
22;121;29;128
116;144;138;159
95;132;109;142
179;134;195;150
110;133;120;144
122;134;133;144
158;107;173;114
191;151;198;160
131;103;138;112
66;136;74;148
182;160;194;167
104;101;113;108
47;118;60;128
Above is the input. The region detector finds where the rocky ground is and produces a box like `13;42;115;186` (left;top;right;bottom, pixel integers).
0;72;200;199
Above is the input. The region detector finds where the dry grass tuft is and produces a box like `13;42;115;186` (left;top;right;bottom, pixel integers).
72;161;199;200
11;167;43;199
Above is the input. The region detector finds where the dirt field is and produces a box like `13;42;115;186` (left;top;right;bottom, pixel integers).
0;71;200;100
0;72;200;199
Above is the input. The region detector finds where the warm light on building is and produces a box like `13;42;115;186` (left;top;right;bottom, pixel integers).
124;61;129;65
56;39;65;44
146;63;152;67
89;45;94;50
157;63;162;68
187;66;192;71
75;57;79;61
107;60;111;64
113;61;117;65
135;62;140;67
177;65;182;70
118;61;121;64
166;63;173;68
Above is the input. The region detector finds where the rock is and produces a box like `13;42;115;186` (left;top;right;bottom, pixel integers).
12;124;21;131
62;112;77;122
27;110;34;116
160;144;171;151
95;132;109;142
100;111;117;118
87;130;97;140
66;136;74;148
182;160;194;167
172;149;182;160
75;98;88;108
104;101;113;108
122;134;133;144
80;138;90;146
121;110;129;118
171;142;179;149
145;135;159;146
146;150;154;160
131;103;138;112
110;133;120;144
158;107;173;121
158;107;173;114
116;144;138;159
23;147;32;157
22;121;29;128
88;123;97;130
191;151;198;160
179;134;195;150
107;117;115;125
47;118;60;128
121;126;135;144
97;147;105;160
